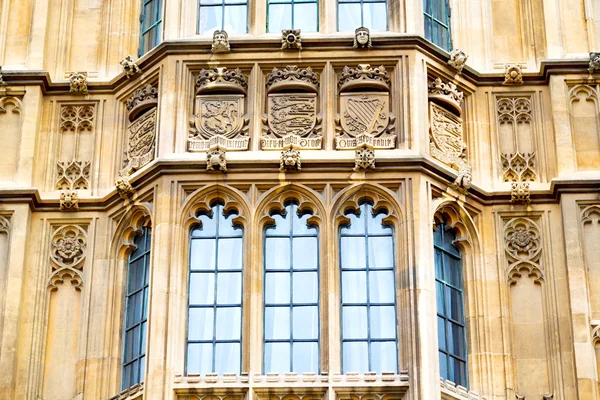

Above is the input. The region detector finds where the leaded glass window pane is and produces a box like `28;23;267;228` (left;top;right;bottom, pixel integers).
423;0;451;50
198;0;248;34
434;220;467;387
267;0;319;33
122;226;151;390
339;202;398;374
139;0;163;56
187;204;243;375
263;203;320;373
337;0;388;32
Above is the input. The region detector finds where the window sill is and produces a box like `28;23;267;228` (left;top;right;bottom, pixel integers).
110;382;144;400
440;378;483;400
174;372;409;386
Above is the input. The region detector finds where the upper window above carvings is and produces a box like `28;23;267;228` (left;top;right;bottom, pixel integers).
423;0;451;50
267;0;319;33
198;0;249;34
139;0;163;56
337;0;388;32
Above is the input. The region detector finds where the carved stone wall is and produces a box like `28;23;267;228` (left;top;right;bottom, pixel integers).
0;97;23;181
122;84;158;174
568;85;600;170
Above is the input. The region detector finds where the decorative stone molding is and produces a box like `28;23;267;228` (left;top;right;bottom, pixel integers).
120;55;141;78
126;83;158;121
115;176;135;199
0;215;9;234
501;152;536;182
448;49;468;74
206;147;227;171
280;147;301;171
122;107;157;174
428;77;463;115
452;163;472;192
440;377;483;399
69;72;88;94
281;29;301;50
212;30;230;52
0;66;4;85
335;65;395;150
590;52;600;74
60;104;95;133
262;66;322;150
56;160;90;190
49;224;87;291
189;68;250;152
497;96;532;124
354;145;375;171
511;182;531;204
591;320;600;347
109;382;144;400
0;96;22;113
504;64;523;85
59;190;79;211
503;217;542;284
354;27;372;48
428;102;468;172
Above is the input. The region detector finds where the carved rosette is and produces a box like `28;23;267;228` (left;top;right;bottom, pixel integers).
189;68;250;152
69;72;88;94
60;190;79;210
335;64;396;150
49;224;87;291
281;29;302;50
261;66;322;150
504;64;523;85
354;145;375;171
122;84;158;175
503;217;542;284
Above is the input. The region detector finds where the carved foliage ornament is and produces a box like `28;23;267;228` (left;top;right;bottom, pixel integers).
354;27;372;48
354;145;375;171
281;29;302;50
504;64;523;85
428;77;463;115
60;190;79;210
503;217;542;284
262;66;322;150
49;224;87;291
126;83;158;120
212;30;230;52
189;68;250;152
448;49;468;73
511;182;531;204
56;160;90;190
69;72;88;94
120;55;141;78
502;152;536;182
57;104;95;190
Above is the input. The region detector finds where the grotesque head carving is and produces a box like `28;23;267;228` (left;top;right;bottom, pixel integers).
354;27;372;49
212;30;230;53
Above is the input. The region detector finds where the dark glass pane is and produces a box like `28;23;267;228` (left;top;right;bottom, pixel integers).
342;306;368;338
144;259;150;285
433;224;443;245
265;272;290;304
440;25;449;51
442;228;460;257
265;342;290;372
446;286;464;322
433;0;446;22
293;306;318;339
215;342;241;374
439;351;448;379
445;255;462;288
368;236;394;268
370;341;398;373
199;5;224;34
436;281;445;315
124;330;134;362
448;322;465;357
268;4;292;33
190;239;216;270
340;237;366;269
292;237;318;269
424;15;432;41
143;0;159;29
437;316;447;351
130;360;139;387
189;272;215;305
265;238;290;270
265;306;290;340
435;248;444;279
130;234;145;259
132;325;141;359
216;307;241;340
187;343;213;374
188;308;214;340
342;271;367;303
126;298;136;328
369;306;396;339
218;238;243;270
122;364;131;389
294;3;317;32
140;322;147;354
216;272;242;304
139;356;145;382
369;270;395;303
128;258;143;293
424;0;432;14
292;271;318;303
293;342;318;373
364;2;387;31
342;341;368;373
450;357;467;386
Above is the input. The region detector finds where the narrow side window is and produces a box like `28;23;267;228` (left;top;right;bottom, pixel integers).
139;0;163;56
423;0;451;50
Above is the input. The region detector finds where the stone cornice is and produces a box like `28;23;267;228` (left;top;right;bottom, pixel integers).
0;36;592;93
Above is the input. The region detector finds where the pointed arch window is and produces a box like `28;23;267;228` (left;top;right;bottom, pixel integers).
424;0;451;51
122;225;151;390
263;202;320;373
434;219;467;387
339;202;398;374
187;203;244;375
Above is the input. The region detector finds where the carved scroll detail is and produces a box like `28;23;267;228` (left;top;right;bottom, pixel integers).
49;224;87;291
503;217;542;284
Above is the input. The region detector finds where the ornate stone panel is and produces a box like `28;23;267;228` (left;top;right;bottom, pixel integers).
503;217;542;284
335;64;395;150
262;66;322;150
0;96;23;181
122;84;158;175
188;68;249;152
56;160;90;190
568;84;600;170
48;224;87;291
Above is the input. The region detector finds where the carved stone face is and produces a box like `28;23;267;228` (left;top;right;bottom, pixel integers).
356;30;369;45
214;32;227;45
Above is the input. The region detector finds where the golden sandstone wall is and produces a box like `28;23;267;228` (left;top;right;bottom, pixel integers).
0;0;599;399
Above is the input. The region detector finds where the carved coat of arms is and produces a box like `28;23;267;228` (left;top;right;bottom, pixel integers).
428;102;466;168
123;108;157;172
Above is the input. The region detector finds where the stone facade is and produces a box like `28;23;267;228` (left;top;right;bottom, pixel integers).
0;1;599;400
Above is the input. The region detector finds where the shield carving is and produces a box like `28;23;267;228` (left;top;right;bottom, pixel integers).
194;94;245;139
429;102;465;166
124;107;157;172
340;92;390;137
267;93;317;138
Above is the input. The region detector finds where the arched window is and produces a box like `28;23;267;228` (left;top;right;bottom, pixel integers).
139;0;163;56
337;0;388;32
423;0;451;51
122;225;151;389
263;202;320;373
339;202;398;374
198;0;248;34
434;219;467;386
267;0;318;33
187;204;244;375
